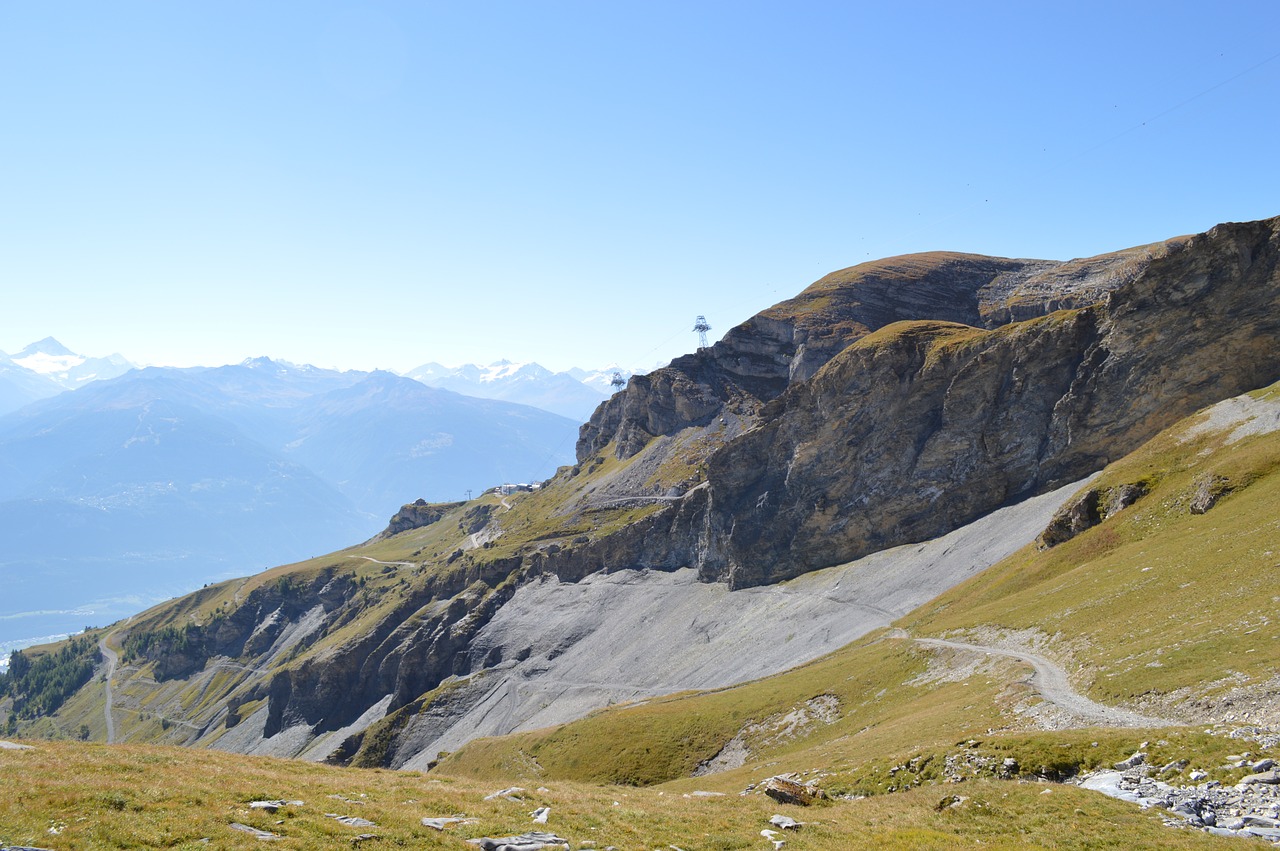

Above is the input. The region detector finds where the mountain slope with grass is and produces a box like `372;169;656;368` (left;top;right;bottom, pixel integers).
6;384;1279;848
438;381;1280;793
6;216;1280;808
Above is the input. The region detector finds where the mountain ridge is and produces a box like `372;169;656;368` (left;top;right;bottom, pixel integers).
6;215;1279;786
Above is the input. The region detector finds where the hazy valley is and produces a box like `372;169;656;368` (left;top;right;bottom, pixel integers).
0;351;615;658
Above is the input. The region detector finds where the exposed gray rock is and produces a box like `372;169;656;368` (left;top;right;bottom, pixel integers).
1080;766;1280;843
760;774;824;806
373;499;464;540
699;219;1280;588
1114;752;1147;770
1190;473;1231;514
466;832;570;851
1239;769;1279;786
248;799;301;813
325;814;377;827
423;816;479;830
1037;481;1148;548
229;822;280;841
394;481;1086;770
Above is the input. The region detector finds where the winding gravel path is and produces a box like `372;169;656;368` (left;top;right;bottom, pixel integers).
98;635;118;743
913;637;1180;728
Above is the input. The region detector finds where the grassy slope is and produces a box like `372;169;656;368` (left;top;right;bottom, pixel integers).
0;738;1240;850
904;383;1280;709
11;427;711;746
435;383;1280;806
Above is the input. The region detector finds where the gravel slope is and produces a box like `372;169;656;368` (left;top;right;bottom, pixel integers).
393;477;1092;769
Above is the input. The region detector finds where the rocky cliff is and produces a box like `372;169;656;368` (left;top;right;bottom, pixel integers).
21;215;1280;771
695;218;1280;587
577;243;1174;461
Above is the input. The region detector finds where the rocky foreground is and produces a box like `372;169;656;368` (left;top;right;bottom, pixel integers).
1079;737;1280;844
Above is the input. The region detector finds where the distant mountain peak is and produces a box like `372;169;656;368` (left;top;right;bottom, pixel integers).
16;337;76;358
10;338;134;391
404;359;610;420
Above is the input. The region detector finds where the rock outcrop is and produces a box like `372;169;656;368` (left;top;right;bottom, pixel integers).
374;499;465;540
577;243;1176;462
694;218;1280;587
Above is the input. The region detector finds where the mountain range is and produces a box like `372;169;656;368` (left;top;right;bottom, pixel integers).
0;337;134;416
0;357;579;654
405;360;630;420
5;215;1280;848
1;336;633;419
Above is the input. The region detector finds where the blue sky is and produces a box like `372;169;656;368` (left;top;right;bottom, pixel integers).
3;1;1278;374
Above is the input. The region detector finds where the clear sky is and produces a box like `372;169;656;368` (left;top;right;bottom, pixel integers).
3;1;1278;374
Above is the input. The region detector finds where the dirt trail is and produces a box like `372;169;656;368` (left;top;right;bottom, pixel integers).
355;556;415;568
913;637;1180;728
98;635;118;743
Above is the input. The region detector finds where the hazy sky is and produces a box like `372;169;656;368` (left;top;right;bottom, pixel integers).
3;1;1278;374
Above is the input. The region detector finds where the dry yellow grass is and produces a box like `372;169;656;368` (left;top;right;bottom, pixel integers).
0;738;1243;850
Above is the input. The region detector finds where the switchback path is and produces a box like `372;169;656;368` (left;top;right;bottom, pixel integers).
98;634;118;744
913;637;1181;728
355;556;416;568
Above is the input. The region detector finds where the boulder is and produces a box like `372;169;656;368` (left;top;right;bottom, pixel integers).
761;774;824;806
466;832;570;851
1238;769;1279;787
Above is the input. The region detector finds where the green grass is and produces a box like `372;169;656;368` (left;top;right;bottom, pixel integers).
903;403;1280;709
0;738;1244;850
437;382;1280;816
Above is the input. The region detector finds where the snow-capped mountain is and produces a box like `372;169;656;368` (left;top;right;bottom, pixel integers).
567;365;636;395
404;359;618;421
0;352;63;416
10;336;134;390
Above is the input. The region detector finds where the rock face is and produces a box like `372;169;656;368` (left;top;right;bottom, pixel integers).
374;499;465;540
577;244;1173;462
694;218;1280;587
1036;482;1148;549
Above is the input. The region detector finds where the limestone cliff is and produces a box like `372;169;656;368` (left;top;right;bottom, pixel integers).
577;243;1173;461
694;218;1280;587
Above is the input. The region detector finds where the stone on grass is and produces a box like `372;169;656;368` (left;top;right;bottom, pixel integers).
325;814;377;827
250;801;286;813
422;816;478;830
466;831;570;851
229;822;280;841
484;786;527;801
760;774;824;806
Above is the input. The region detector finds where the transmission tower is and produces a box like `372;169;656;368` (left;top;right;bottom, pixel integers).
610;370;626;391
693;315;711;349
